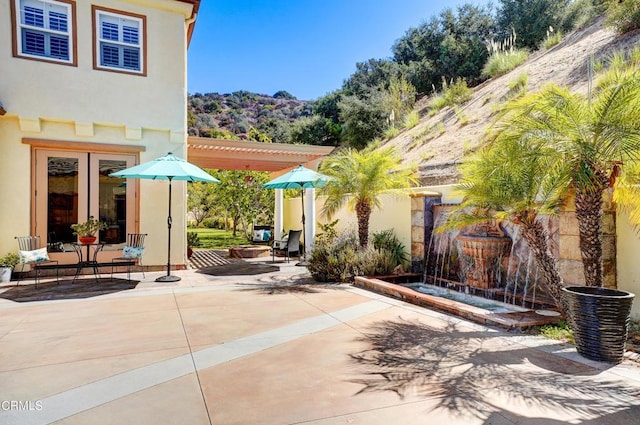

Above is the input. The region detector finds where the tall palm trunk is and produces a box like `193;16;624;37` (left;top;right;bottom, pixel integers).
355;200;372;247
574;172;608;287
519;219;566;315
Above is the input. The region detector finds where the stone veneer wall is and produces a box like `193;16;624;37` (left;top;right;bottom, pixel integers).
410;193;442;273
558;191;617;288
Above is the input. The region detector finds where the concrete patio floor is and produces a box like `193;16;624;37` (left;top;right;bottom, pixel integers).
1;263;640;425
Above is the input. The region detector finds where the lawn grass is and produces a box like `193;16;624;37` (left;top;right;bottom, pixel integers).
187;228;249;249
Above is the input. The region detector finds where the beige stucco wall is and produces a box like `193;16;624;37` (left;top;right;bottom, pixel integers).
0;0;193;267
282;190;413;259
617;211;640;321
280;185;463;260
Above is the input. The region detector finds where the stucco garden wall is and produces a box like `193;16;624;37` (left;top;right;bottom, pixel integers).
282;191;412;259
617;211;640;320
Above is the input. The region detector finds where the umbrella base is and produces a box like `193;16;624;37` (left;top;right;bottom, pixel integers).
295;261;308;267
156;274;181;282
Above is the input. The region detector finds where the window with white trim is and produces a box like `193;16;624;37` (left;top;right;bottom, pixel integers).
13;0;74;64
94;7;145;74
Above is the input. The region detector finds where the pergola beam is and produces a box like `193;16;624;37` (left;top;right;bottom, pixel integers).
187;137;334;172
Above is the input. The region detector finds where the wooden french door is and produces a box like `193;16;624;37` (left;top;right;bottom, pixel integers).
34;149;137;248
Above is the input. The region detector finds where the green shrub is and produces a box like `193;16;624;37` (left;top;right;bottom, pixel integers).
384;126;400;140
481;49;529;78
505;72;528;100
591;58;604;73
0;252;20;268
508;72;528;91
453;106;469;126
429;78;473;112
403;110;420;129
316;219;339;244
201;218;218;228
604;0;640;34
308;230;396;282
372;229;408;268
429;94;448;112
533;321;575;344
187;232;201;248
542;29;563;50
358;247;396;277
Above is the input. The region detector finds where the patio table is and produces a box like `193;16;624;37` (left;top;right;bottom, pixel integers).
71;242;105;283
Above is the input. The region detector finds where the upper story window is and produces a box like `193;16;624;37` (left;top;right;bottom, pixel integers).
11;0;76;65
93;6;146;76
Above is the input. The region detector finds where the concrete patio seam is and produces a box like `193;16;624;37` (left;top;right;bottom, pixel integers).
171;290;213;425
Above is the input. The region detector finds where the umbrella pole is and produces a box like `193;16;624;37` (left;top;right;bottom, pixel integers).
156;177;181;282
296;189;307;266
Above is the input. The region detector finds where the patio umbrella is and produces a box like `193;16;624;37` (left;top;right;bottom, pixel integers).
262;165;332;265
110;152;220;282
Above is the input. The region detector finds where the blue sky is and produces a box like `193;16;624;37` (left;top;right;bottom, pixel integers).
187;1;489;101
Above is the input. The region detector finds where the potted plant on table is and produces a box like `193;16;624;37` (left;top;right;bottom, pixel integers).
71;217;107;244
0;252;20;283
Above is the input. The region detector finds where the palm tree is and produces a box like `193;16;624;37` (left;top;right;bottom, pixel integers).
492;59;640;287
448;131;570;312
319;144;418;247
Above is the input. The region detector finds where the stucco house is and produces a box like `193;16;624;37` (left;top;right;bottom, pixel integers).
0;0;200;269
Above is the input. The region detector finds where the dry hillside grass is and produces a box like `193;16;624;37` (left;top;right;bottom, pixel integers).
384;18;640;185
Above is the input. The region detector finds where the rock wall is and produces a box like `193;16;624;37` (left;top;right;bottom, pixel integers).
558;191;617;288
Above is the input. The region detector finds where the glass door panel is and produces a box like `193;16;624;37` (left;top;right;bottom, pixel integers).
35;150;88;249
47;157;79;246
90;154;136;246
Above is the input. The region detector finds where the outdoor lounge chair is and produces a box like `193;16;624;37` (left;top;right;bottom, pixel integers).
272;229;302;263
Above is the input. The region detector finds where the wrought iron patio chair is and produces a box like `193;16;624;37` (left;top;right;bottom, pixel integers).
15;236;59;287
111;233;147;280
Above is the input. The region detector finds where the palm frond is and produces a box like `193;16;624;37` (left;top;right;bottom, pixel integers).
613;161;640;231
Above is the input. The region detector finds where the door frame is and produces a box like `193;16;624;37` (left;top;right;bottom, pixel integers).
26;139;143;259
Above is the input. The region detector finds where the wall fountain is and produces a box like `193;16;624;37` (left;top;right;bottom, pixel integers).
456;221;512;290
355;201;562;328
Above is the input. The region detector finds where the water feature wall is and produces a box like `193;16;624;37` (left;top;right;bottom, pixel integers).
424;204;560;309
408;187;617;307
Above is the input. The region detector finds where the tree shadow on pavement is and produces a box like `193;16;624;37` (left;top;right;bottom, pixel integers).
236;275;347;295
349;318;640;423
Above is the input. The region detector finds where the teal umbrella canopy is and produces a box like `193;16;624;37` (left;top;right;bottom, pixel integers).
262;165;332;189
110;152;219;182
109;153;219;283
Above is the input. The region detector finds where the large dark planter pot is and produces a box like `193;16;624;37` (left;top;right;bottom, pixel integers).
563;286;635;363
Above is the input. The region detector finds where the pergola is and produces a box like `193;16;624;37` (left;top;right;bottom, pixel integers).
187;136;335;251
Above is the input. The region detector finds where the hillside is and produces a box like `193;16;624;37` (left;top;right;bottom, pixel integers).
187;90;311;140
384;18;640;185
